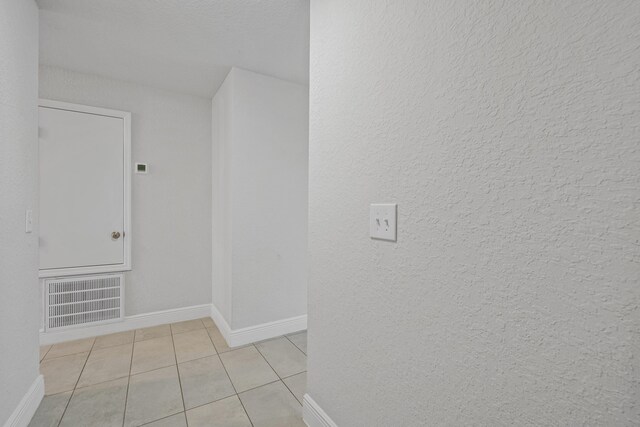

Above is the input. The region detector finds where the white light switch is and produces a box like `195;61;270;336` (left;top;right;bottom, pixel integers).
25;209;33;233
370;203;397;241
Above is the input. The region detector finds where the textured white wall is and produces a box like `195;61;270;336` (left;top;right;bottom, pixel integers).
39;66;212;316
212;68;308;330
308;1;640;425
0;0;41;423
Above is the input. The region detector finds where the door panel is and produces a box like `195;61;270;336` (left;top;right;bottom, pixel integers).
39;106;125;270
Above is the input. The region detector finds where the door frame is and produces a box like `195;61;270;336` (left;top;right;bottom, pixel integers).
38;99;132;278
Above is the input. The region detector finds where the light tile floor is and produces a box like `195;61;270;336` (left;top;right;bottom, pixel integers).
31;318;308;427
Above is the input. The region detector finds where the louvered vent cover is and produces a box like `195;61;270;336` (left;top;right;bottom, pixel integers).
45;274;124;330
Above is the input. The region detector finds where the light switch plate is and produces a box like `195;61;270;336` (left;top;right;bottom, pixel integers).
370;203;397;241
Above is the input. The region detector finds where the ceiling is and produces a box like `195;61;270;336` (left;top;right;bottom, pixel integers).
37;0;310;98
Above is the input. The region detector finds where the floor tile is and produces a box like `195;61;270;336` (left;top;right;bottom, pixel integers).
173;329;216;363
178;356;235;410
28;391;71;427
255;337;306;378
77;343;133;388
186;395;251;427
45;338;94;359
282;372;306;405
59;377;128;427
142;412;187;427
40;352;89;395
124;365;184;427
239;381;304;427
170;319;204;335
219;346;278;393
35;323;311;427
39;345;52;362
286;332;307;355
94;331;135;349
201;317;215;329
130;336;175;375
135;325;171;342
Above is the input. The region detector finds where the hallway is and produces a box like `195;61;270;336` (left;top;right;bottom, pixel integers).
1;1;638;425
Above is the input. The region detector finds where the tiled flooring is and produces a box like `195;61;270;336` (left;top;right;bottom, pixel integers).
31;318;307;427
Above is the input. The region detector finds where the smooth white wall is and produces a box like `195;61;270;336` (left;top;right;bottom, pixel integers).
308;1;640;425
0;0;41;423
212;68;308;330
211;71;233;323
39;66;212;315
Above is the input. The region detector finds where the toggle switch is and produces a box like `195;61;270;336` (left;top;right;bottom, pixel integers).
369;203;397;241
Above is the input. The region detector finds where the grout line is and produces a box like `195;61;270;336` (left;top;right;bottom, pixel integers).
173;377;285;420
252;339;304;407
281;379;304;406
42;348;92;361
74;373;130;391
128;362;176;378
231;390;254;426
253;343;283;381
176;352;216;365
133;325;172;343
121;332;136;427
89;331;135;351
280;371;307;381
235;379;281;397
138;411;186;426
56;339;96;427
284;333;307;356
171;327;206;337
170;318;205;336
204;327;220;354
40;344;52;361
170;326;188;419
203;323;220;355
185;390;236;411
214;347;254;427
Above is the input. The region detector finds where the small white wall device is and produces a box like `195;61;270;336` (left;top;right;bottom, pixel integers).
25;209;33;233
370;203;397;241
135;163;148;174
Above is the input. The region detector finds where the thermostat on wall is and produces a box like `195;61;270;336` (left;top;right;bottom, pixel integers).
135;163;148;174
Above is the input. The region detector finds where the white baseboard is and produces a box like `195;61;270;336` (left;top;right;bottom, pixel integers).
40;302;307;347
303;394;338;427
40;304;211;345
209;303;233;344
229;314;307;347
3;375;44;427
210;304;307;348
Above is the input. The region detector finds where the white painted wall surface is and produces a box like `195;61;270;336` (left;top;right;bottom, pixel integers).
212;68;308;330
38;0;310;97
39;66;212;315
0;0;41;423
211;71;233;323
308;1;640;426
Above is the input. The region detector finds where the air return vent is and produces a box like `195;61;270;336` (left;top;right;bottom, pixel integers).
45;274;124;331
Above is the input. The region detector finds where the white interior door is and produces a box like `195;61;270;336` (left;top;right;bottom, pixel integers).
39;101;131;275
